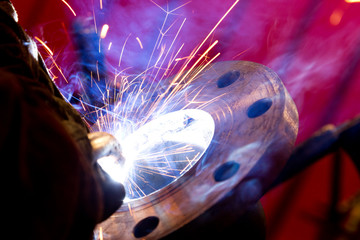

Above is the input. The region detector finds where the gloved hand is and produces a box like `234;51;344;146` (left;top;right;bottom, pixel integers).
88;131;126;220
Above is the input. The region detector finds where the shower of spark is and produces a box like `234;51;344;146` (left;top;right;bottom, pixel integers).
52;0;239;200
97;109;215;200
35;35;70;84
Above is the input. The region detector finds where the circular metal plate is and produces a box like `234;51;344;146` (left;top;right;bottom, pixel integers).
95;61;298;239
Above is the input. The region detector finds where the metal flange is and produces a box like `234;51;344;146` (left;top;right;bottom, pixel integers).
95;61;298;239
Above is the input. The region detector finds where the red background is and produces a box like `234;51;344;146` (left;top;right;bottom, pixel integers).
10;0;360;239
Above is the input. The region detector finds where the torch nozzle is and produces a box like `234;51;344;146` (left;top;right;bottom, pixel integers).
88;132;125;165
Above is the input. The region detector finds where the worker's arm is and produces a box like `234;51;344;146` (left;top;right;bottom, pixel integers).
0;1;124;239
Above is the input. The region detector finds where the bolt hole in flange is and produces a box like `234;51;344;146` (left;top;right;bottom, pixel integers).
247;98;273;118
133;216;160;238
213;161;240;182
217;70;242;88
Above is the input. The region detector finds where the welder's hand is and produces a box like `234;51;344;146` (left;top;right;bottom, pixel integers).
60;123;126;222
88;132;126;220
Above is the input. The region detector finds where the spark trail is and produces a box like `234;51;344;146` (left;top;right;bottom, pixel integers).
55;0;240;200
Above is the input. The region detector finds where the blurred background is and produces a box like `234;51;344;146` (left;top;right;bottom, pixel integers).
10;0;360;239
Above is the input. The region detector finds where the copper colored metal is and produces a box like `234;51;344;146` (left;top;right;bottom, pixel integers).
95;61;299;239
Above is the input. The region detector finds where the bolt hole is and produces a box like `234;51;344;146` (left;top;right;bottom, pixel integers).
247;98;272;118
214;161;240;182
217;70;242;88
133;216;159;238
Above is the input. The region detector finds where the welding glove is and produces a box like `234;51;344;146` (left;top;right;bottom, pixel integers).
0;1;124;239
88;131;126;220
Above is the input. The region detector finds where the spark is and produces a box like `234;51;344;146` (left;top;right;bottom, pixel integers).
157;40;219;112
128;203;133;216
142;0;239;118
118;34;132;67
180;154;199;175
80;98;86;111
59;0;238;200
100;24;109;39
96;61;101;82
232;48;251;60
128;177;147;198
144;1;189;75
345;0;360;3
150;0;191;14
61;0;77;16
175;56;189;62
149;18;187;86
49;56;69;83
136;37;143;49
185;0;239;66
182;40;219;81
100;0;103;9
36;41;69;84
92;5;98;33
34;36;53;56
330;9;344;26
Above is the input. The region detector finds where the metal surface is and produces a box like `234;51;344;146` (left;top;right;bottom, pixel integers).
95;61;299;239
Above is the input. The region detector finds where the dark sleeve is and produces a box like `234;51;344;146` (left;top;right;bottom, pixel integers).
0;6;105;240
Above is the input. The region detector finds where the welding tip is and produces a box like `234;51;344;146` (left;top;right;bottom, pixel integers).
88;132;125;165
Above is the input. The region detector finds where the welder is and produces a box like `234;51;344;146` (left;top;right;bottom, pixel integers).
0;1;125;239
